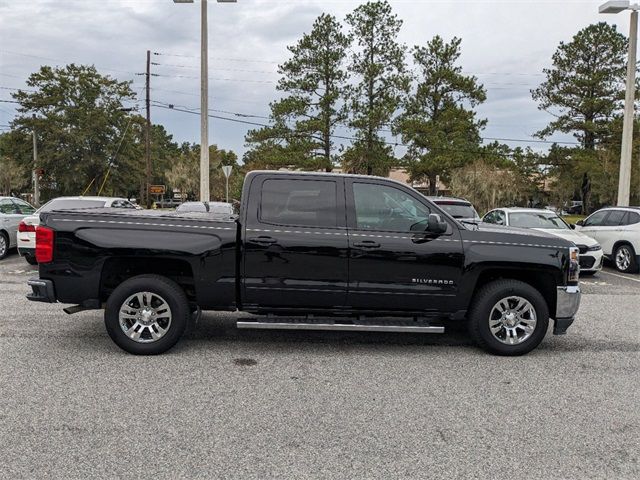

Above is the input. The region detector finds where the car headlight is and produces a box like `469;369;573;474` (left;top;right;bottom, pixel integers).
568;246;580;282
587;244;601;252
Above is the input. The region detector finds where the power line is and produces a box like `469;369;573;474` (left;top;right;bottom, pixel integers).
153;51;279;64
152;98;579;147
152;102;558;157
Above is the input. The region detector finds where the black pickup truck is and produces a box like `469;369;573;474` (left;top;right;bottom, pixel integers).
27;171;581;356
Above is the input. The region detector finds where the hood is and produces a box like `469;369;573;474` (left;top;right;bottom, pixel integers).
466;222;573;248
532;228;598;246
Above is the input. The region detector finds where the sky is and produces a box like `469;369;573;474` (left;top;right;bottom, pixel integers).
0;0;635;160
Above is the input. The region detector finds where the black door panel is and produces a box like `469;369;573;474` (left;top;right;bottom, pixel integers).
242;175;348;309
345;179;465;312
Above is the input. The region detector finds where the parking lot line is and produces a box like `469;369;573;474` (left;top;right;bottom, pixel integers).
598;269;640;284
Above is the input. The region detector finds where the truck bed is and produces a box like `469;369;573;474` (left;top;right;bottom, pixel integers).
38;208;239;309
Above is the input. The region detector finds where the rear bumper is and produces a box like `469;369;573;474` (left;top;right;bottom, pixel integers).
554;285;580;334
26;278;56;303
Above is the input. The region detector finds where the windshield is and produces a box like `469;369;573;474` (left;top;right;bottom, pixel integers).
509;212;570;229
39;199;107;212
436;202;478;219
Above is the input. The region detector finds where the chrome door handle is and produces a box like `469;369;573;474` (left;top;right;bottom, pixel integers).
353;240;381;249
248;236;277;245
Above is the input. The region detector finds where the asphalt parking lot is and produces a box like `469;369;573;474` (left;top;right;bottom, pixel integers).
0;251;638;480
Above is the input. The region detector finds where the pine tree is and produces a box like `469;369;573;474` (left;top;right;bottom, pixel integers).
343;0;408;175
245;13;349;172
396;36;486;194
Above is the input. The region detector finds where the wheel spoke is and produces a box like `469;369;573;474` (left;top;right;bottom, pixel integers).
125;323;142;340
119;292;172;344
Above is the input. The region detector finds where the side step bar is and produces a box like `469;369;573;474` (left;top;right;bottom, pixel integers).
237;321;444;334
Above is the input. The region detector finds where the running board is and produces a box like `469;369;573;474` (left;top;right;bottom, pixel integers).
236;321;444;334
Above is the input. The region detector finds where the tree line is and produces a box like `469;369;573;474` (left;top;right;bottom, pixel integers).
1;0;639;212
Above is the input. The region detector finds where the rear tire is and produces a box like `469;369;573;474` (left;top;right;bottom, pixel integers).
0;232;8;260
105;274;190;355
468;279;549;356
614;244;639;273
24;254;38;265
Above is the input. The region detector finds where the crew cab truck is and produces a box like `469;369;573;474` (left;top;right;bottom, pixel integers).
27;171;581;356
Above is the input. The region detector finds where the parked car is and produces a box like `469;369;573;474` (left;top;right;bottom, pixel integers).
155;198;182;209
482;207;603;275
574;207;640;273
17;196;137;264
0;197;36;260
175;201;234;217
428;196;480;224
565;200;583;215
28;171;581;357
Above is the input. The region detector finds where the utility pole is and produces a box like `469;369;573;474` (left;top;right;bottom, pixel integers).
600;1;639;206
618;9;638;206
200;0;210;202
32;114;39;206
145;49;152;209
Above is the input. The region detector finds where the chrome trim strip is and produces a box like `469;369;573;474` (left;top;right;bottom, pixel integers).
237;321;445;333
54;218;234;230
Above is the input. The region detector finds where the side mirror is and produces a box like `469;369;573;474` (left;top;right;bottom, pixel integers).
427;213;447;234
569;224;576;230
576;220;584;227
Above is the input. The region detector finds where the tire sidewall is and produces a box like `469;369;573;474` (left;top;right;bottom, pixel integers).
472;282;549;356
105;275;189;355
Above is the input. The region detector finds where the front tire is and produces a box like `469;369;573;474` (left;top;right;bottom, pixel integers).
614;244;638;273
105;274;189;355
468;279;549;356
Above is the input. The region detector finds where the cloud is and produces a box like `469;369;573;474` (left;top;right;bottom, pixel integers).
0;0;625;157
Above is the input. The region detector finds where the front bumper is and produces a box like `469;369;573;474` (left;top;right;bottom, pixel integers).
579;249;604;272
554;285;580;334
26;278;56;303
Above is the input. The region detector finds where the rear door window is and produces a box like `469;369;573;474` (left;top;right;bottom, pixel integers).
260;179;338;228
602;210;626;226
0;199;16;214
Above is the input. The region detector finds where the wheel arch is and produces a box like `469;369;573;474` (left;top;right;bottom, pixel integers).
470;267;557;319
100;257;196;304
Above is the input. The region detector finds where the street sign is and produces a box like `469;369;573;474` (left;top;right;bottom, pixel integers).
221;165;232;178
149;185;166;195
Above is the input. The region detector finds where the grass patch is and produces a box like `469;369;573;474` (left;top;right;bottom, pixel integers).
561;214;586;225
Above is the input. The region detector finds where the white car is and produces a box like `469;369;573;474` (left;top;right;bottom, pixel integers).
574;207;640;273
175;201;234;216
0;197;36;260
482;207;604;274
17;196;138;264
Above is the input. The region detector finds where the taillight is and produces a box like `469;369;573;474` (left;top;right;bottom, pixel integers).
35;226;54;263
18;221;36;233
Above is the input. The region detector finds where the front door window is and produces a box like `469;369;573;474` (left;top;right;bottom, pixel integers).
352;182;430;232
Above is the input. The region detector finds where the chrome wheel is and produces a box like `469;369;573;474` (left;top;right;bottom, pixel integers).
119;292;172;343
0;235;6;258
488;296;537;345
615;246;631;271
